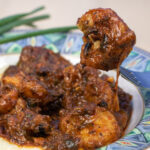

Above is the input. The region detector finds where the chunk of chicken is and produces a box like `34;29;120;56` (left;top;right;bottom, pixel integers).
60;106;122;149
0;85;18;114
17;46;71;75
63;64;116;111
2;69;51;107
2;46;72;110
1;98;51;144
77;8;136;70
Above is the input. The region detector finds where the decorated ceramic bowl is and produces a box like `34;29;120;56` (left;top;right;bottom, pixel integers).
0;31;150;150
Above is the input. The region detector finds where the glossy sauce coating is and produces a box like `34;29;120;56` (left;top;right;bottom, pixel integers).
77;8;136;71
0;47;132;149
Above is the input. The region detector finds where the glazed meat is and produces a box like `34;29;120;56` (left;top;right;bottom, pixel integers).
17;46;71;103
60;106;122;149
43;130;78;150
2;69;51;107
0;98;51;144
0;85;18;114
101;74;132;113
60;64;130;149
63;64;116;111
77;8;136;70
0;45;132;149
2;47;71;112
18;46;71;107
17;46;71;75
0;7;136;149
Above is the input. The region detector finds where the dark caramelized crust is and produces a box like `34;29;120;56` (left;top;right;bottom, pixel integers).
77;8;136;70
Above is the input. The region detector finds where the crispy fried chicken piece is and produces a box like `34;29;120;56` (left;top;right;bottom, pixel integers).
63;64;116;111
60;106;122;149
77;8;136;70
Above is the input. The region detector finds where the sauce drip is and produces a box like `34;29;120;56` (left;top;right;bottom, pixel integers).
114;65;120;111
114;49;130;111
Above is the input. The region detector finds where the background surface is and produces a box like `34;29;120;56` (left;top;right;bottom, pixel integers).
0;0;149;52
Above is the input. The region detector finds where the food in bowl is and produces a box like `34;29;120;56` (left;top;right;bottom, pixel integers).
0;46;132;150
0;7;135;150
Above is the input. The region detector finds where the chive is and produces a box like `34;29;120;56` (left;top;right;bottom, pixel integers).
0;6;45;26
25;23;37;28
0;26;78;44
0;14;50;34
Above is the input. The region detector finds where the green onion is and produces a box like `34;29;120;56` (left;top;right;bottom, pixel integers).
0;14;50;34
0;26;78;44
25;23;37;28
0;6;45;26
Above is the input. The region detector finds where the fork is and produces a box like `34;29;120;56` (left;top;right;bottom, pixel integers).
120;66;150;88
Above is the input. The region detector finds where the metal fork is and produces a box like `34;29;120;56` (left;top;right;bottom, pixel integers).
120;66;150;88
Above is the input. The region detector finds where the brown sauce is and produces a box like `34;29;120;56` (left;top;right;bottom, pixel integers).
0;46;132;150
114;47;133;111
77;8;135;113
0;7;136;150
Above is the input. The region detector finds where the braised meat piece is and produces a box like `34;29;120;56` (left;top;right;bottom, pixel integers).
2;68;52;107
17;46;71;108
17;46;71;75
17;46;71;102
0;85;18;114
0;44;132;150
2;66;19;77
63;64;116;111
2;47;71;111
43;129;78;150
101;74;132;113
60;106;122;149
0;98;51;144
77;8;136;70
